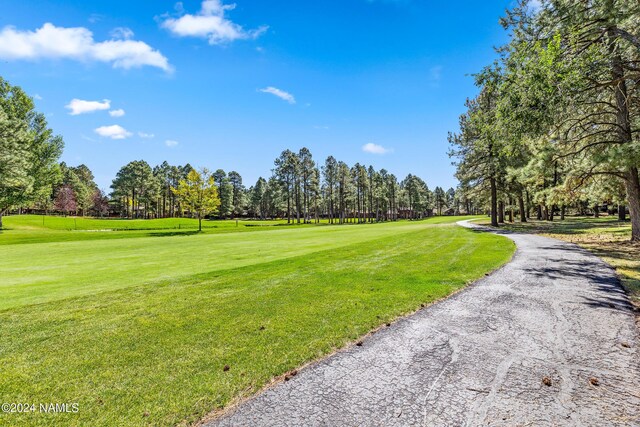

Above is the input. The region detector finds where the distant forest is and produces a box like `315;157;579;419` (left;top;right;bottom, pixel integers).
0;76;458;225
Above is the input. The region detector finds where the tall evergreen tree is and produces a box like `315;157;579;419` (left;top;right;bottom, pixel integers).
0;78;63;228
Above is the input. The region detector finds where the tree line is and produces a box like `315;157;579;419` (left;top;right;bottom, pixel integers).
107;148;456;223
449;0;640;241
0;76;460;226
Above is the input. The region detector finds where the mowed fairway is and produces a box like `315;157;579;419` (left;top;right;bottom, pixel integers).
6;216;485;309
0;216;514;427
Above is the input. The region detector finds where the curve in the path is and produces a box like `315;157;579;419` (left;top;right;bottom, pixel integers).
203;220;640;427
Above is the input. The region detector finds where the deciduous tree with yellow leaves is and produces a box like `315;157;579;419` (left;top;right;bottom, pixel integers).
172;168;220;232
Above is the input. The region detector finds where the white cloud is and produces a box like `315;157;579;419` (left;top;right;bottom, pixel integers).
362;142;392;155
0;23;171;71
165;139;179;147
88;14;103;24
259;86;295;104
94;124;132;140
109;108;125;117
161;0;268;45
33;94;43;100
66;98;110;115
138;131;155;138
109;27;134;40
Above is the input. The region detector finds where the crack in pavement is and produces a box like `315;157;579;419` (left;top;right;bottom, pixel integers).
203;220;640;427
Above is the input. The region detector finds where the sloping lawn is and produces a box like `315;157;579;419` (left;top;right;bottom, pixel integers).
4;217;470;309
0;215;288;245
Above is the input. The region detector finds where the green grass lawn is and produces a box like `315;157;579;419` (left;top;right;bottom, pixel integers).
476;216;639;306
0;215;514;427
3;215;289;230
0;215;295;245
0;215;467;246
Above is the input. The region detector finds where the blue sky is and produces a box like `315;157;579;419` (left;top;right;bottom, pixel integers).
0;0;512;191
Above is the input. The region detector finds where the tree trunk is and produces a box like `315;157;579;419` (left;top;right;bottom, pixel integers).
560;206;565;221
537;205;542;220
490;178;498;227
508;197;514;223
618;204;626;221
518;196;526;223
0;212;3;229
296;184;302;224
625;167;640;241
287;187;291;224
608;27;639;240
593;205;599;218
498;200;505;224
198;217;202;232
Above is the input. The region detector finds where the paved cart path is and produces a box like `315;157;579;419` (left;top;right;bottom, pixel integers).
204;221;640;426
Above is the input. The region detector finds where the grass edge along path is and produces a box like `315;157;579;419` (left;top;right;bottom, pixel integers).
0;223;514;427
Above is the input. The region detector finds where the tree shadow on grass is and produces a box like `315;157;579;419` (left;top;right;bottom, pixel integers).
146;230;201;238
485;218;630;236
520;255;636;313
469;219;640;309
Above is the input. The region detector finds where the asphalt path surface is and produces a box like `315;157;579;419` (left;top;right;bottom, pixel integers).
205;221;640;426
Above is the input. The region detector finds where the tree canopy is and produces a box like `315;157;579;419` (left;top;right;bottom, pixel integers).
450;0;640;240
0;77;63;227
171;168;221;231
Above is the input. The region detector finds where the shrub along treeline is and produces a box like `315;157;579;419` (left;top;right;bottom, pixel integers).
0;77;459;227
449;0;640;241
